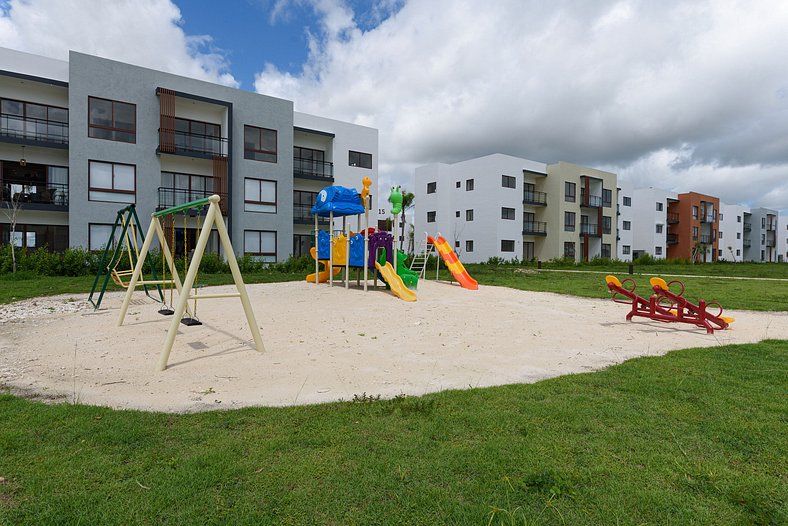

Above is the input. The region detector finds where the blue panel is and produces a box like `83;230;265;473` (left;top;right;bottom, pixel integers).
310;186;365;217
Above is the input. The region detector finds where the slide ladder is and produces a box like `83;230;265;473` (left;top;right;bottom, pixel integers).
409;238;435;279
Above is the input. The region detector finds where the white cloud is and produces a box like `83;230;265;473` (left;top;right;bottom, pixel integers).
0;0;238;87
255;0;788;210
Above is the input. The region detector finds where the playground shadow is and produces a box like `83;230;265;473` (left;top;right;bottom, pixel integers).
165;320;259;369
599;320;711;334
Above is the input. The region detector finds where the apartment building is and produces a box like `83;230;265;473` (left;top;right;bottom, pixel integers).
743;207;779;262
413;154;617;263
666;192;720;262
779;215;788;263
718;203;747;261
616;181;634;261
0;47;378;261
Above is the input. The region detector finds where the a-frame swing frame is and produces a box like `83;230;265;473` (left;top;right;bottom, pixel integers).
117;194;264;371
88;204;163;310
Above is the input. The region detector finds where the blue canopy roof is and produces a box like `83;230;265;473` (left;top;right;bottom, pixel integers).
310;186;365;217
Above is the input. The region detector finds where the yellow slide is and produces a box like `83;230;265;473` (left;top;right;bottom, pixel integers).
375;261;417;302
306;247;342;283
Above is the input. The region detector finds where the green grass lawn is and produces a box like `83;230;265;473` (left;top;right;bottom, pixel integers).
1;341;786;524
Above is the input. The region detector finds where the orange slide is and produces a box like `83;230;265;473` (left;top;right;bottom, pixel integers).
428;235;478;290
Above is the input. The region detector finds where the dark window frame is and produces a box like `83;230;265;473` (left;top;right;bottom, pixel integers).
244;125;278;163
465;178;474;191
427;211;436;223
623;196;631;206
466;209;474;221
88;160;136;203
466;240;474;253
564;211;576;232
501;239;515;252
348;150;372;169
565;182;576;202
427;181;437;194
502;174;516;189
501;207;515;220
244;177;277;213
88;96;136;143
244;229;277;260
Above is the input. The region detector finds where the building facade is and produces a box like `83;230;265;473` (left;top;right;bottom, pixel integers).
666;192;720;262
414;154;617;263
0;47;378;261
743;207;779;262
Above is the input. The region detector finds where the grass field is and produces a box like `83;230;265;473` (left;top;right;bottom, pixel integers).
1;341;786;524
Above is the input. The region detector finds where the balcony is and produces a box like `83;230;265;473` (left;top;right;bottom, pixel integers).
1;112;68;148
743;223;752;232
522;220;547;236
701;213;716;223
158;128;227;159
580;193;603;208
699;234;712;244
294;157;334;181
743;239;752;248
580;223;600;236
666;212;679;224
294;204;329;225
667;233;678;245
766;239;776;248
2;181;68;209
522;190;547;206
157;187;227;214
767;220;777;231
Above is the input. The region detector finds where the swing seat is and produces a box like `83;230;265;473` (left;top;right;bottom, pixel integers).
110;269;135;288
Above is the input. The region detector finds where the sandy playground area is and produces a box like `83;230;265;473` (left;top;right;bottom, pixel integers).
1;279;786;413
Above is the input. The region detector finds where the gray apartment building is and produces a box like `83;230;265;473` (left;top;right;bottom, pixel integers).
0;47;378;261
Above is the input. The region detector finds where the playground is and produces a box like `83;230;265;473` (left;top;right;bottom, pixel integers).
1;277;786;412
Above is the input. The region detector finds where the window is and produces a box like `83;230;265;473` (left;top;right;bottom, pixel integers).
692;206;698;219
656;224;663;234
427;211;436;223
244;125;277;162
160;172;214;207
565;182;576;202
719;213;724;221
455;241;460;248
762;217;767;228
761;233;766;245
244;230;276;262
623;196;631;206
655;246;663;256
427;181;436;194
466;240;474;252
602;188;612;207
603;216;612;234
294;146;330;178
502;175;516;189
737;215;741;223
88;223;116;251
501;207;515;220
563;242;575;258
88;96;135;143
622;245;631;255
466;209;474;221
466;179;474;191
692;226;699;239
1;98;69;143
455;181;461;188
348;150;372;169
501;240;515;252
656;202;663;211
736;249;740;256
244;178;276;213
718;249;723;257
564;211;576;232
602;243;611;258
737;232;741;239
88;160;135;203
455;210;460;218
623;221;631;231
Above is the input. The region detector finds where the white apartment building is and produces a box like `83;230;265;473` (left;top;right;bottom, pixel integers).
616;181;634;261
615;185;676;261
718;203;748;262
778;215;788;262
743;207;779;262
414;154;617;263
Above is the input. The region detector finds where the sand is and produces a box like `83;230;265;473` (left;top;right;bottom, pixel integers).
1;279;786;413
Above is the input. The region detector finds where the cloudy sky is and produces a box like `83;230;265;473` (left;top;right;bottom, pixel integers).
1;0;786;213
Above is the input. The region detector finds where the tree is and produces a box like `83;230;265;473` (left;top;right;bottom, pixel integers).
1;188;24;273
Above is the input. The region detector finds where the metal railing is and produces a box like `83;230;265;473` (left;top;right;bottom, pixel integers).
767;221;777;231
294;204;329;224
666;233;678;245
157;187;227;213
700;234;712;244
158;128;227;157
522;190;547;205
522;221;547;235
1;181;68;206
294;157;334;180
581;193;603;207
666;212;679;224
743;223;752;232
580;223;600;235
701;214;716;223
0;113;68;145
743;240;752;248
766;239;776;247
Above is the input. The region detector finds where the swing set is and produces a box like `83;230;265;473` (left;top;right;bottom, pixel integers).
116;194;264;371
88;204;164;310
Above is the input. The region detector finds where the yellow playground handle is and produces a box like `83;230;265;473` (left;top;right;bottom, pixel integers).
605;275;622;287
649;277;668;290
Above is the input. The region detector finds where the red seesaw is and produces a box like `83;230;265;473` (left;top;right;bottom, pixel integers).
605;275;734;334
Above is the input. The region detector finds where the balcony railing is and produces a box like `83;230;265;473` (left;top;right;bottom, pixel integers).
666;212;679;224
743;223;752;232
294;157;334;180
157;187;227;213
580;193;603;207
522;221;547;236
1;113;68;146
699;234;712;244
522;190;547;206
580;223;600;236
701;214;716;223
666;233;678;245
743;240;752;248
294;204;329;225
767;221;777;231
2;181;69;207
158;128;227;158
